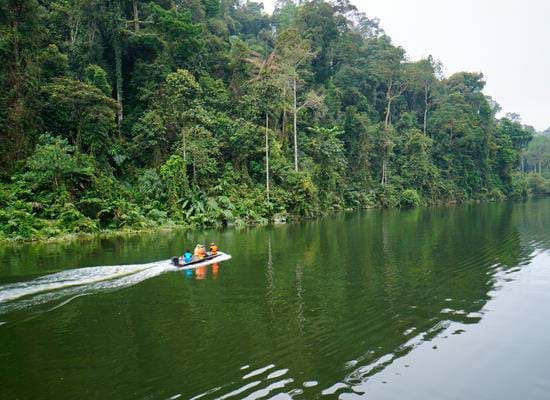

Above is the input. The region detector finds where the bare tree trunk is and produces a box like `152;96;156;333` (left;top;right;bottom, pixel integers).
521;154;524;172
76;120;83;152
111;1;123;137
11;19;21;91
12;20;20;72
265;111;270;202
384;79;393;128
381;155;389;186
293;76;298;171
132;0;139;31
282;84;287;141
423;81;429;135
113;31;123;137
385;99;392;128
70;18;80;46
89;20;97;47
182;128;187;164
382;76;392;186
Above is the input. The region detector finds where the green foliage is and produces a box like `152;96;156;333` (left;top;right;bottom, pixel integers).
509;173;530;200
37;44;69;81
306;126;347;206
53;201;99;233
134;169;167;205
399;130;443;200
377;185;400;209
84;64;112;96
400;189;422;208
160;154;189;210
0;0;544;241
528;173;550;195
21;134;94;193
283;170;319;217
147;3;203;67
525;135;550;174
41;78;117;156
130;110;167;166
0;183;40;239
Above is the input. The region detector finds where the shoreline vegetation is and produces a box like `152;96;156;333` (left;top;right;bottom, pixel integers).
1;0;549;243
1;196;549;245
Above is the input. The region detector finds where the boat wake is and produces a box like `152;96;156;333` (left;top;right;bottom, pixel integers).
0;260;178;316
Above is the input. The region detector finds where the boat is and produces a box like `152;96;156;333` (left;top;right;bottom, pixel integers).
171;251;231;269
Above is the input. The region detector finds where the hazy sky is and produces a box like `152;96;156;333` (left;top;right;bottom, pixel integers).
260;0;550;131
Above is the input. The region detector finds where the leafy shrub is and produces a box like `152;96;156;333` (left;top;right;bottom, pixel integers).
146;208;168;224
21;134;93;193
0;203;38;239
400;189;422;208
283;170;319;218
488;188;506;202
83;64;112;96
528;173;550;195
377;185;400;208
56;202;98;233
509;173;529;200
77;197;107;220
135;169;167;204
160;154;189;208
111;200;148;229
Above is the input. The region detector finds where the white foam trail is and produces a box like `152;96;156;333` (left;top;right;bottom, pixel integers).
0;261;175;303
0;260;178;315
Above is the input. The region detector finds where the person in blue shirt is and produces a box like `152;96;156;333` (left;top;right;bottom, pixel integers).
183;250;193;263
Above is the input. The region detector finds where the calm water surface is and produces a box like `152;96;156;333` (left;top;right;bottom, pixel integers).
1;199;549;399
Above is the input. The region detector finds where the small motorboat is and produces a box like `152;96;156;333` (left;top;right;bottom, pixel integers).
171;252;231;269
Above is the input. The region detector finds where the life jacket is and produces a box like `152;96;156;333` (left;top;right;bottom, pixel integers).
195;246;206;258
194;246;202;257
210;244;218;254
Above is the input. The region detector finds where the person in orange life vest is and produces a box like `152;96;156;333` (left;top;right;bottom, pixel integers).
209;242;218;255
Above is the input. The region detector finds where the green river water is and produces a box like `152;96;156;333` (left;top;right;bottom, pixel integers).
1;198;550;399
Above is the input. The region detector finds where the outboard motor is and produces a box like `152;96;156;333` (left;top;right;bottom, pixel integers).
171;257;179;266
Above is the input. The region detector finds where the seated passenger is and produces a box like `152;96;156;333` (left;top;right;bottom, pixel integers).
210;242;218;255
194;244;206;259
184;250;193;263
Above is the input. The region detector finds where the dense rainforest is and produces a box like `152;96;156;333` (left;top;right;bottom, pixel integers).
0;0;547;241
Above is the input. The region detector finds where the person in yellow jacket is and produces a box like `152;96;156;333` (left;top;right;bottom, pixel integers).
194;244;206;259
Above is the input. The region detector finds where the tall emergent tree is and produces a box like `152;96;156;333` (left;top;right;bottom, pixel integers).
276;28;316;171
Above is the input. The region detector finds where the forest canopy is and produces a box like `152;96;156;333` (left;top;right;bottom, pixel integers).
0;0;546;240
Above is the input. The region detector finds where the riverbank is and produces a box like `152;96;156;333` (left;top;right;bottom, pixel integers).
3;191;548;245
0;224;182;245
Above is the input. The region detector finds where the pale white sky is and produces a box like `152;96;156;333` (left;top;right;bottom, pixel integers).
260;0;550;131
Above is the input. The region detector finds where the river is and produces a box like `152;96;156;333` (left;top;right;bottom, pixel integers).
1;198;549;399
